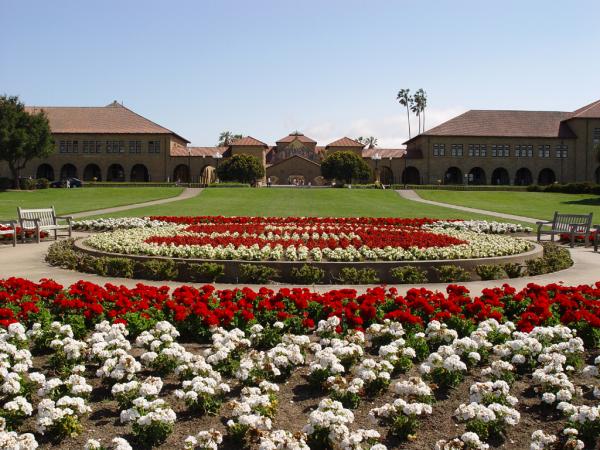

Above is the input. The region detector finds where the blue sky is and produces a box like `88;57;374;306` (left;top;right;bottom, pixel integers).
1;0;599;147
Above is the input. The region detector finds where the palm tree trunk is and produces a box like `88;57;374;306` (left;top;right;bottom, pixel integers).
406;105;411;139
423;108;426;132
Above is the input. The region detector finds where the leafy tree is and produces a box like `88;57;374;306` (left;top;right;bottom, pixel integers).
356;136;378;148
216;154;264;184
0;95;54;189
321;151;372;185
217;131;244;147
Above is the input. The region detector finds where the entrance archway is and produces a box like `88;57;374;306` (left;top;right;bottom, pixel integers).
468;167;486;185
401;166;421;184
107;164;125;182
36;164;54;181
173;164;190;183
60;164;77;179
444;167;462;184
491;168;510;185
514;168;533;186
83;164;102;181
200;165;216;185
379;166;394;185
130;164;149;182
538;168;556;185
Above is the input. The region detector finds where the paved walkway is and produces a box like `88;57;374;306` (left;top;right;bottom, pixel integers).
1;232;598;295
70;187;202;219
396;189;541;224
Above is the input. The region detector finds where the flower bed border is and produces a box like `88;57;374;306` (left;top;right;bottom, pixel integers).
73;238;543;284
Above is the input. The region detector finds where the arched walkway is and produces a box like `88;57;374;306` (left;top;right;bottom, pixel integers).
200;165;216;185
36;164;54;181
514;168;533;186
107;164;125;182
379;166;394;185
444;167;462;184
83;164;102;182
173;164;190;183
60;164;77;180
402;166;421;185
130;164;149;182
595;167;600;184
468;167;486;185
538;168;556;185
491;168;510;185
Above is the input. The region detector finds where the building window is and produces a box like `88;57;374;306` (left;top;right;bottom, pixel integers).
148;141;161;154
538;144;550;158
59;140;79;153
129;141;142;153
106;141;124;153
515;145;533;157
593;128;600;145
83;140;101;153
450;144;463;156
555;144;568;158
468;144;487;157
491;144;510;157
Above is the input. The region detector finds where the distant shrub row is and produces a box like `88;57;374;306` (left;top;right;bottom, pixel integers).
527;182;600;194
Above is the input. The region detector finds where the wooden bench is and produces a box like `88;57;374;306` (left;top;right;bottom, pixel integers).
17;207;72;243
536;212;593;247
0;220;17;247
594;225;600;252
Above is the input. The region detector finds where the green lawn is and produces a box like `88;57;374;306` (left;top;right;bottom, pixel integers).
0;187;183;219
417;190;600;221
89;188;529;225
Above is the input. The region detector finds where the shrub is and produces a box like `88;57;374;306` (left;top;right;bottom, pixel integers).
541;242;573;272
239;264;280;283
216;154;264;184
186;262;225;282
290;264;325;284
390;265;428;284
435;265;471;282
475;264;506;281
502;263;523;278
136;259;178;280
525;258;549;276
18;178;37;190
336;267;380;284
321;151;372;184
104;257;134;278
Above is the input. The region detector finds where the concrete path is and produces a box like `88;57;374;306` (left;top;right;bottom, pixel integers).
69;187;202;219
1;232;598;295
396;189;541;224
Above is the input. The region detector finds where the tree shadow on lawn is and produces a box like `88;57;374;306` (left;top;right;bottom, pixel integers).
561;197;600;207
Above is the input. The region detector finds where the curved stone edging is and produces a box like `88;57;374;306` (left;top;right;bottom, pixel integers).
74;237;543;284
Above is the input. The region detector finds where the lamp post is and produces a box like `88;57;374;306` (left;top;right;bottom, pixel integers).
187;148;192;187
214;151;223;183
372;152;381;183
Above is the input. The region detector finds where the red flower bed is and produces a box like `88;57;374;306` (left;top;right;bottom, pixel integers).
144;216;467;250
560;230;597;243
1;278;599;340
0;225;48;241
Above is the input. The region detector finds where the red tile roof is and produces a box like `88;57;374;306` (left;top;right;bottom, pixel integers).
229;136;268;147
404;110;576;143
170;146;228;157
569;98;600;119
362;148;406;158
325;137;364;148
26;101;190;143
276;133;317;144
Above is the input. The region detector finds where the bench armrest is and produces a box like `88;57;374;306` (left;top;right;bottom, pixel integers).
55;215;73;222
0;220;16;226
535;220;552;226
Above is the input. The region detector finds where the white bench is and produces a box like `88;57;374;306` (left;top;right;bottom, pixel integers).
17;207;72;243
0;220;17;247
536;212;593;247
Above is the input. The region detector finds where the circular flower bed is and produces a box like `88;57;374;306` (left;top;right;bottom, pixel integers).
82;216;532;262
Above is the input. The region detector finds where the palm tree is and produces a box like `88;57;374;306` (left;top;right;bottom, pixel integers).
217;131;233;147
364;136;378;149
396;89;413;139
411;96;422;135
416;89;428;132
